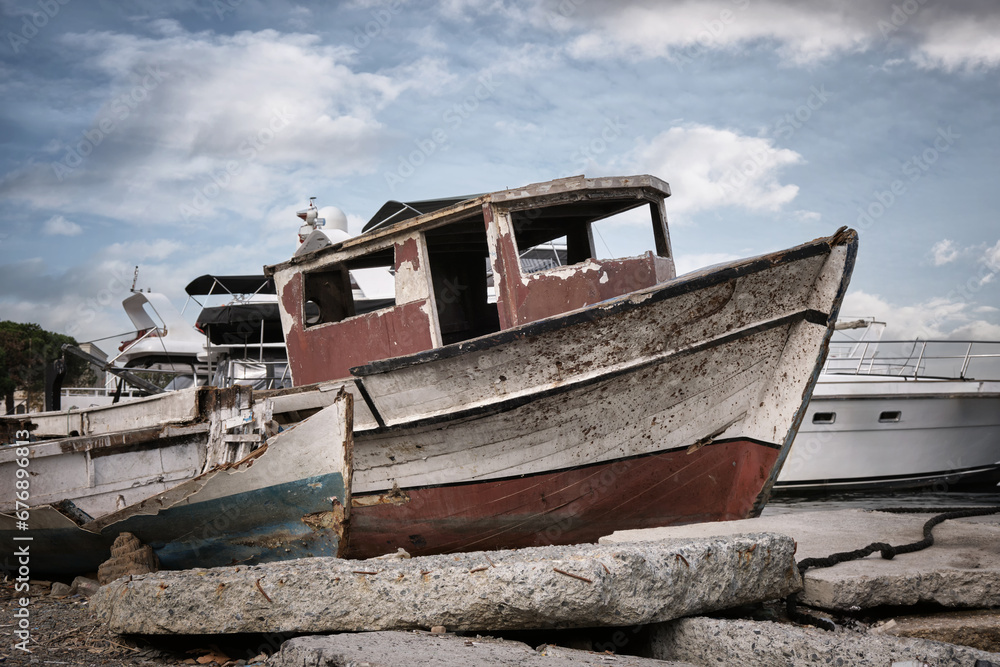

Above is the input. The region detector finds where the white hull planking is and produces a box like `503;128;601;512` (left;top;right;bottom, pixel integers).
353;321;830;496
0;387;270;520
5;387;205;439
360;247;841;427
349;243;851;497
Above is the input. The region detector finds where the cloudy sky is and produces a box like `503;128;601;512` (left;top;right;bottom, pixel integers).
1;0;999;349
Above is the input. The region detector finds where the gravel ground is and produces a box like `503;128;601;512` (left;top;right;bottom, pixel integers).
0;579;271;666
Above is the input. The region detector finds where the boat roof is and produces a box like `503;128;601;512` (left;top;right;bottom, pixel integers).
362;195;480;233
184;275;276;296
266;174;670;276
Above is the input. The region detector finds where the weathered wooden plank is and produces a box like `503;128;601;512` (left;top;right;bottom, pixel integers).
351;325;786;493
356;251;829;427
0;386;273;521
1;386;214;440
265;380;379;430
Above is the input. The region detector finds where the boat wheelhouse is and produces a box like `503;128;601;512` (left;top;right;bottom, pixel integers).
270;175;677;385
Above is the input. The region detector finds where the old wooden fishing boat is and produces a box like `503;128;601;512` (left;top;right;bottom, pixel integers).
1;173;857;573
265;174;858;558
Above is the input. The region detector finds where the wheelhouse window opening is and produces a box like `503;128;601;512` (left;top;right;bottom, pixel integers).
519;236;567;274
591;202;665;262
510;197;670;274
302;246;396;328
423;212;501;345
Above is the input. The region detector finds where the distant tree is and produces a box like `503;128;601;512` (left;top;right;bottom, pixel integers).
0;345;14;415
0;321;96;413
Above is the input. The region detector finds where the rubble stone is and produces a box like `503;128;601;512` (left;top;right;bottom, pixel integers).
50;582;72;597
266;632;697;667
69;576;101;598
94;534;800;635
871;609;1000;653
646;616;1000;666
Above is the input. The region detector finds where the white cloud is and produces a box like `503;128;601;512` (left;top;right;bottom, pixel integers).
947;319;1000;339
925;238;1000;285
931;238;959;265
878;58;907;71
842;289;1000;340
550;0;1000;71
968;239;1000;286
494;119;539;134
603;124;802;220
43;215;82;236
908;10;1000;71
984;240;1000;271
0;24;455;226
565;2;872;66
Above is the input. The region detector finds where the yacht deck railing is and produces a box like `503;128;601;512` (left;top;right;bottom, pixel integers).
824;339;1000;380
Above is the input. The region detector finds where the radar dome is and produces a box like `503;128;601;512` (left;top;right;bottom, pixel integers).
319;206;349;233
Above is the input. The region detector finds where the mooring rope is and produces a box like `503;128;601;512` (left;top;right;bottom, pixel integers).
786;505;1000;631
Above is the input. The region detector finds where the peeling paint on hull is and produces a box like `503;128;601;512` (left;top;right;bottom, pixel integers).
4;472;348;574
346;439;779;559
136;472;349;570
314;231;855;558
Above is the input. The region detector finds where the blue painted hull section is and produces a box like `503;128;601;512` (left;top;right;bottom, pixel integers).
3;472;347;575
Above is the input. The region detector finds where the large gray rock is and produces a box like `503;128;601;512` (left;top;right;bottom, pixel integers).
94;534;800;635
647;617;1000;666
268;632;698;667
602;509;1000;611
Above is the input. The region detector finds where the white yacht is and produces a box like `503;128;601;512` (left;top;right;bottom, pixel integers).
777;319;1000;492
71;205;394;398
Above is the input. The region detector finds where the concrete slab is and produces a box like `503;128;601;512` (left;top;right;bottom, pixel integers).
267;632;698;666
646;617;1000;667
871;609;1000;653
601;508;1000;611
93;534;800;635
